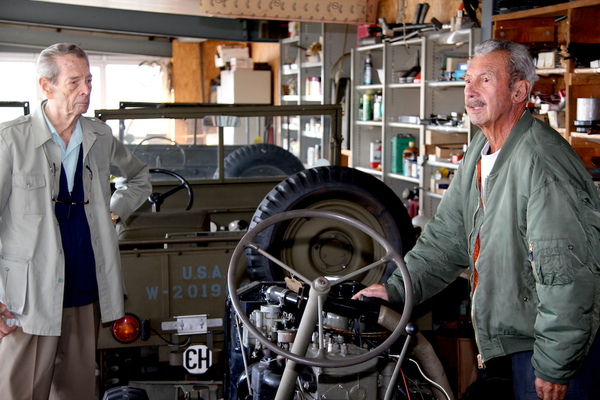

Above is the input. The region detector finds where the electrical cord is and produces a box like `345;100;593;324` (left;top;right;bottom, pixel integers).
150;327;191;347
408;358;452;400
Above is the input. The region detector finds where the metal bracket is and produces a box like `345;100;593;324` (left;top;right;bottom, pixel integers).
161;315;223;335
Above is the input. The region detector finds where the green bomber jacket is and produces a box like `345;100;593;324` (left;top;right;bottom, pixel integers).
385;110;600;385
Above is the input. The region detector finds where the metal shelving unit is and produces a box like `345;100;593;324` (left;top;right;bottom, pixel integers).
350;28;480;218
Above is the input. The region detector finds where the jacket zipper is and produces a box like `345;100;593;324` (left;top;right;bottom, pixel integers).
471;256;486;369
472;172;486;369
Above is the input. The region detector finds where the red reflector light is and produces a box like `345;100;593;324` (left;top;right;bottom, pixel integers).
111;313;141;343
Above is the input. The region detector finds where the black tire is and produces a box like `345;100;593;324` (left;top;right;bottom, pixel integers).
246;166;416;285
220;143;305;178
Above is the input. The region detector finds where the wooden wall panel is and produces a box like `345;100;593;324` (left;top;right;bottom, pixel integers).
171;40;202;103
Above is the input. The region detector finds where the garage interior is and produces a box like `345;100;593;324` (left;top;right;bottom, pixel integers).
1;1;600;399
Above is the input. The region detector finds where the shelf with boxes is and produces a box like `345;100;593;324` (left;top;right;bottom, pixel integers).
350;28;480;219
279;22;356;166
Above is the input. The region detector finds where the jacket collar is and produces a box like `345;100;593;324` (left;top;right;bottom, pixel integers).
31;100;54;149
33;100;98;159
471;110;535;174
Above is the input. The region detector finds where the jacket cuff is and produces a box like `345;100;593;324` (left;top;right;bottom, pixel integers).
383;283;404;304
110;202;133;223
534;370;570;386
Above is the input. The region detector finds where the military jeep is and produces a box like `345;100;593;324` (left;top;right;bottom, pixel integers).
95;103;418;400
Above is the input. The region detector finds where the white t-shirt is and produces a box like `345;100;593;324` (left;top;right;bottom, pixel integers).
480;142;501;210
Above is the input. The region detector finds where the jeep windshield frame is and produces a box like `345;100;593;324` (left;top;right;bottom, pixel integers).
95;103;343;184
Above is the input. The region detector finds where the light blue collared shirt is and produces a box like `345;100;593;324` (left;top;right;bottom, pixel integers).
42;106;83;193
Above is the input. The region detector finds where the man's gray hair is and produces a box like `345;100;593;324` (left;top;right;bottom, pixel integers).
36;43;89;85
473;39;538;95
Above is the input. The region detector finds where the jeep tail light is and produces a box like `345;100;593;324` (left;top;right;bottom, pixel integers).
111;313;141;343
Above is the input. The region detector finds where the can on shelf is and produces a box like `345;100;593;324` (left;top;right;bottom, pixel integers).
370;140;382;169
391;135;414;174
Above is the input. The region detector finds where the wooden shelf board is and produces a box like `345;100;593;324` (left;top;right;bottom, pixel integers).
492;0;600;22
574;68;600;75
571;132;600;143
536;68;566;76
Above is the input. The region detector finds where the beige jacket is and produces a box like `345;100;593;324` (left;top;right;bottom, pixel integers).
0;101;151;336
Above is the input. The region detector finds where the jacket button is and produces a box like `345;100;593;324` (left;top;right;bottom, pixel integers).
58;278;63;283
26;182;32;187
568;245;574;250
5;267;9;271
58;249;63;254
523;297;529;302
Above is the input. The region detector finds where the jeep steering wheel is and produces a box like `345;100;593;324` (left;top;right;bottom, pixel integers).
227;210;413;372
148;168;194;212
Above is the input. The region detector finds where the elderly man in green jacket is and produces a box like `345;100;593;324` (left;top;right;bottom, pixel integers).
354;40;600;400
0;43;151;400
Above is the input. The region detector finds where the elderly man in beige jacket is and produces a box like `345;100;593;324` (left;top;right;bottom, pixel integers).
0;43;151;400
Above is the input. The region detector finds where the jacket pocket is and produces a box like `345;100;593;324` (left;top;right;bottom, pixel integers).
0;257;29;314
11;173;47;215
530;239;573;285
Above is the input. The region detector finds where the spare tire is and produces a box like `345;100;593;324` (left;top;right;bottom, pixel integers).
246;166;416;285
217;143;305;178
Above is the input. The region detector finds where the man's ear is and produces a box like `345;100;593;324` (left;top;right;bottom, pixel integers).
513;80;530;103
39;77;53;99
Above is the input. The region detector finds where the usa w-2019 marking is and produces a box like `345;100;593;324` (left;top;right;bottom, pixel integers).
145;265;225;300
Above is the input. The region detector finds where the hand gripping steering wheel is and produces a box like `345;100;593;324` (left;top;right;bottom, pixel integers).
227;210;414;399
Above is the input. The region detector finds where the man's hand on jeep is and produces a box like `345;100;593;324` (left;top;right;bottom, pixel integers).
0;301;17;338
351;284;388;301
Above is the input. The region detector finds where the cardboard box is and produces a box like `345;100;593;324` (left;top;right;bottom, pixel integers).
217;70;271;104
215;46;249;68
537;52;559;68
446;57;468;72
231;57;254;71
436;145;464;159
426;130;468;145
431;178;451;195
199;0;378;24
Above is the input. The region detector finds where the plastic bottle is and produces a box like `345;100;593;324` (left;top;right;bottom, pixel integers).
373;94;382;121
403;141;419;162
305;77;311;96
311;77;319;96
364;54;373;85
